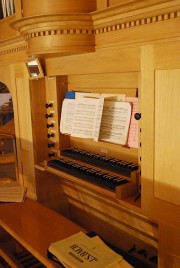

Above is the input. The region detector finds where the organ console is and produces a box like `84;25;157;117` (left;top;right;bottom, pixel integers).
45;147;139;199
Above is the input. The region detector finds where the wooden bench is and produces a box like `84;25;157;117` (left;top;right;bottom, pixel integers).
0;198;86;267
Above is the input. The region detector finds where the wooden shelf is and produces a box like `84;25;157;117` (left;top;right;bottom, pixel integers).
0;198;86;268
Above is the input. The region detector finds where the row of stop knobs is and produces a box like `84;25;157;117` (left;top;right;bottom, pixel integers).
46;103;55;157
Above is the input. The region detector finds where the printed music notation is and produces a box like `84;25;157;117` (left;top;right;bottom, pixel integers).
60;97;104;140
60;95;138;147
99;100;132;145
72;97;104;140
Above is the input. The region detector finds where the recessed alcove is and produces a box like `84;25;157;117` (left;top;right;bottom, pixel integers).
0;81;15;180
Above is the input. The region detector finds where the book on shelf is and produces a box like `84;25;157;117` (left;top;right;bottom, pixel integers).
48;231;133;268
0;178;27;203
60;96;132;146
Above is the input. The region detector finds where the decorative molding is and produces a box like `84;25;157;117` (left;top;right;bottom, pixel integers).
11;14;94;35
10;14;94;56
0;45;28;55
0;1;180;58
0;36;27;56
92;0;180;22
91;1;180;49
24;28;94;41
0;36;24;47
94;11;180;34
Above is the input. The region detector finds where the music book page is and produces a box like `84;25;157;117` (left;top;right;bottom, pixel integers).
60;98;104;140
60;99;76;135
125;97;138;148
99;101;132;145
0;178;27;203
71;97;104;140
48;231;123;268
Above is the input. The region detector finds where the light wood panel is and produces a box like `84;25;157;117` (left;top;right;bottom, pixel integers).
22;0;96;17
154;70;180;206
30;78;48;164
140;45;154;217
0;15;18;42
0;65;13;94
14;0;22;19
154;40;180;69
45;47;140;76
141;42;180;231
96;0;108;10
109;0;172;9
35;169;70;217
159;224;180;268
68;72;139;92
10;64;36;199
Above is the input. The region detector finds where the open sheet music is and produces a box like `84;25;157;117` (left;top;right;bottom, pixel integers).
60;98;104;141
99;100;132;145
60;96;132;146
71;97;104;140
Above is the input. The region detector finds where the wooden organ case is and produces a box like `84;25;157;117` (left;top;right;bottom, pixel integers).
0;0;180;267
30;50;159;267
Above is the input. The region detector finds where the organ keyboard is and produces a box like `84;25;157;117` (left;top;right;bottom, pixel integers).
61;147;138;177
47;157;129;190
46;147;139;199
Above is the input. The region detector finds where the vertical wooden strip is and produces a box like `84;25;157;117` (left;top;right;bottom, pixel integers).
140;45;154;217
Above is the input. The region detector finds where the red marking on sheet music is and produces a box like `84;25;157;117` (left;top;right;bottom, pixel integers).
126;97;138;148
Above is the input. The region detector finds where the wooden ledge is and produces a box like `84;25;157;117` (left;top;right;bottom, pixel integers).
0;198;86;267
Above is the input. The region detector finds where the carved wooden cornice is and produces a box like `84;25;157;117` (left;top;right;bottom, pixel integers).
0;36;27;53
0;35;28;64
11;14;95;57
93;10;180;34
0;0;180;60
0;36;27;57
92;0;180;49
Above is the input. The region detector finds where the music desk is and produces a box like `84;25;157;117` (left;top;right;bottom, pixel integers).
0;198;86;267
